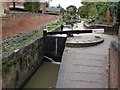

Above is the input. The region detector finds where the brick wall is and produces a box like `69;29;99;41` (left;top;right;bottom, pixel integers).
9;2;25;6
109;41;120;89
41;3;46;14
1;2;10;13
0;1;4;13
3;1;46;14
2;20;61;56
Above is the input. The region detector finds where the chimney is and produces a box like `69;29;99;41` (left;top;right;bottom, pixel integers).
40;2;46;14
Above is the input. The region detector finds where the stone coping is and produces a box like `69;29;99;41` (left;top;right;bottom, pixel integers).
66;34;104;47
84;23;113;28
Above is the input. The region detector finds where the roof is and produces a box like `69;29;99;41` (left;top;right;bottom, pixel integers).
9;5;24;9
46;7;61;12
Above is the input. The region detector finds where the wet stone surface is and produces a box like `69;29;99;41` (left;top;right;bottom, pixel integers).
24;61;60;88
66;34;104;47
56;34;117;88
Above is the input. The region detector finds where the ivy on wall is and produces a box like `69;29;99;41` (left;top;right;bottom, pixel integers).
2;60;16;75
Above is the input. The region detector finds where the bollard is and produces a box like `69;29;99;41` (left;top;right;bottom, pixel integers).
43;29;48;36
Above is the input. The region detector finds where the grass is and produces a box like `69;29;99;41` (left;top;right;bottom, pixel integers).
47;21;64;31
2;21;64;55
80;18;88;22
0;13;6;17
2;30;43;54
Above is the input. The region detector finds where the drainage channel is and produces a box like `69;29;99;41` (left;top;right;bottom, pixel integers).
23;57;60;88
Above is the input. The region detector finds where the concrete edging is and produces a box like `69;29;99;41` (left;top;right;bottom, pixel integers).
66;38;104;47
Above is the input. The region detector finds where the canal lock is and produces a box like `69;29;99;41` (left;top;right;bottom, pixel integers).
23;35;67;88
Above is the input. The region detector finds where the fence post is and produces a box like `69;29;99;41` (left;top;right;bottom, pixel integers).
118;26;120;42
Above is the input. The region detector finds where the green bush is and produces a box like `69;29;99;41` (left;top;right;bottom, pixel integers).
2;60;16;74
117;2;120;25
24;2;40;13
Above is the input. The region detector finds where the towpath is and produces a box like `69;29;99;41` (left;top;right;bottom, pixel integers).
56;23;117;88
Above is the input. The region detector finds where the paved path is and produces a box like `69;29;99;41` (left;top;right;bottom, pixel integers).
66;34;104;46
56;23;118;88
73;22;85;30
56;34;117;88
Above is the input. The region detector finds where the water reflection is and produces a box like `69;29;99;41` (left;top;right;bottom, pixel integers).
24;61;60;88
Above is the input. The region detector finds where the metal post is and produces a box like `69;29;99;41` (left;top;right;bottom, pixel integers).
43;30;48;56
43;30;47;36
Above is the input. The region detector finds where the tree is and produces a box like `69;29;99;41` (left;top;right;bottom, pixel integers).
117;2;120;25
63;12;71;20
79;1;119;25
95;2;108;19
46;0;52;7
78;6;89;18
57;4;61;8
46;2;49;7
24;2;40;13
108;2;120;25
88;4;97;19
66;5;77;16
57;4;65;13
78;2;109;23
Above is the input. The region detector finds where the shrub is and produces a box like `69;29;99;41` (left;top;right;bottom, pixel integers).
24;2;40;13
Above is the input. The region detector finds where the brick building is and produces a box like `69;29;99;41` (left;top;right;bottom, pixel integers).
40;2;46;14
0;1;10;13
1;1;46;14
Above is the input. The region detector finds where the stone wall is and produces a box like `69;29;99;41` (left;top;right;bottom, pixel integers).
1;2;10;14
2;35;66;88
109;41;120;89
84;23;119;35
2;37;44;88
2;22;66;88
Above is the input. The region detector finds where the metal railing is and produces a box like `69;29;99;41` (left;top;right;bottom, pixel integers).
43;29;93;36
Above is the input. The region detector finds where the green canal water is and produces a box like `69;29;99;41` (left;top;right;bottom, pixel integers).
23;61;60;88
